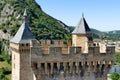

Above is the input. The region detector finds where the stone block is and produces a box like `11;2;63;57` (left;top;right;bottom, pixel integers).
88;47;100;54
49;47;62;54
106;46;115;54
69;47;81;54
76;47;81;54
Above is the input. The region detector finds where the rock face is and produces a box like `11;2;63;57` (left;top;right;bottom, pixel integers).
0;4;13;24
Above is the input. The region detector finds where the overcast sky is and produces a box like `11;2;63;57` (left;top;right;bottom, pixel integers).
35;0;120;31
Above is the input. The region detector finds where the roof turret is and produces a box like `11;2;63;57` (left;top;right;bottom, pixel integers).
10;9;36;43
72;14;91;34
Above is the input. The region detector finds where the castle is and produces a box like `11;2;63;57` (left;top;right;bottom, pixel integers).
10;10;115;80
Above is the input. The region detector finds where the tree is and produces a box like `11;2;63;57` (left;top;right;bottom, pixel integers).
118;78;120;80
115;52;120;66
111;72;120;80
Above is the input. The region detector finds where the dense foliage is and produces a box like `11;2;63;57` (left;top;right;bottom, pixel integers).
110;72;120;80
0;0;71;41
115;52;120;66
0;40;11;80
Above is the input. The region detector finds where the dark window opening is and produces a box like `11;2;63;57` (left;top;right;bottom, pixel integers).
41;63;45;73
21;44;24;46
26;43;29;46
51;40;54;44
60;63;64;72
34;63;37;69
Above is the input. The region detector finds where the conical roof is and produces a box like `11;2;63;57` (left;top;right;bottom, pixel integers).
72;15;91;34
10;9;35;43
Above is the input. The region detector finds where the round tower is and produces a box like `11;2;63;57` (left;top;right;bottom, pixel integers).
10;9;36;80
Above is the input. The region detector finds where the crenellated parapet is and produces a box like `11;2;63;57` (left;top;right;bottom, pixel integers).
30;44;115;80
31;44;115;55
10;42;30;53
38;40;72;47
31;46;115;63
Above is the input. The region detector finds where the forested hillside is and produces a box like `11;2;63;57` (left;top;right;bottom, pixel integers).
0;0;71;41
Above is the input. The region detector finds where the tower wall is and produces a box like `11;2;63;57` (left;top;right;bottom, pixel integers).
10;43;33;80
10;43;20;80
72;34;89;53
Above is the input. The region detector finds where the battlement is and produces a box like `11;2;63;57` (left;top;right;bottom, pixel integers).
31;46;115;80
31;46;115;55
39;40;72;47
30;40;115;55
29;40;115;80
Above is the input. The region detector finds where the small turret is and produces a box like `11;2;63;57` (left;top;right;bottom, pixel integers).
10;9;35;44
72;14;93;52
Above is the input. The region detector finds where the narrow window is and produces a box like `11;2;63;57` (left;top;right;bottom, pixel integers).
21;44;24;46
26;43;29;46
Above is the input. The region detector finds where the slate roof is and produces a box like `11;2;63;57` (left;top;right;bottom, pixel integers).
72;15;91;34
10;9;35;43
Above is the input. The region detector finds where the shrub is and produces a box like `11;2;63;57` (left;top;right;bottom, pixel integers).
110;72;120;80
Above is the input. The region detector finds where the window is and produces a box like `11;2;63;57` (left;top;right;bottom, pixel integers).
34;63;37;69
21;44;24;46
51;40;54;44
26;43;29;46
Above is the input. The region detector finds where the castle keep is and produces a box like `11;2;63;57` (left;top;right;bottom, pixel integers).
10;10;115;80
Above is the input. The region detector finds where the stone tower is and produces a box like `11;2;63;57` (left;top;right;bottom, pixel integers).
72;15;93;52
10;9;36;80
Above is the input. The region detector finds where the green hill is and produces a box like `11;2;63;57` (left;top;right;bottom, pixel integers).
0;0;71;40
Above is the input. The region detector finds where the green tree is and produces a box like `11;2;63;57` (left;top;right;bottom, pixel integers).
0;68;6;80
115;52;120;66
111;72;120;80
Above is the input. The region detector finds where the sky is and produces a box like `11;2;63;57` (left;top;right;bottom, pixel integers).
35;0;120;31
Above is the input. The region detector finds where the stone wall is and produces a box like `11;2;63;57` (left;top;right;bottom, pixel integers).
39;40;72;47
31;45;115;55
10;43;34;80
30;43;115;80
